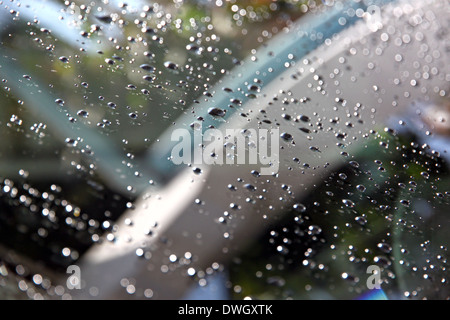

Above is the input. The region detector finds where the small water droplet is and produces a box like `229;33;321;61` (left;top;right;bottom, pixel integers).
77;110;89;118
280;132;293;142
293;203;306;213
129;112;138;119
251;170;260;177
208;107;226;117
247;84;260;92
400;199;410;207
374;255;391;268
244;184;256;191
308;225;322;235
297;115;310;122
164;61;178;70
349;161;360;168
342;199;355;208
355;216;367;226
65;138;78;147
420;172;430;179
377;242;392;254
140;64;155;72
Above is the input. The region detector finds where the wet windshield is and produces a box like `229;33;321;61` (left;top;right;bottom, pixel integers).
0;0;448;300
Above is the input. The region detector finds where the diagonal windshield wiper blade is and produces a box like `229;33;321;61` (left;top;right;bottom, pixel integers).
146;0;396;179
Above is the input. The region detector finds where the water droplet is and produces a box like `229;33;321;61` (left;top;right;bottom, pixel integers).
129;112;138;119
400;199;410;207
136;248;144;257
349;161;360;168
77;110;89;118
377;242;392;254
65;138;78;147
164;61;179;70
247;84;260;92
355;216;367;226
297;115;310;122
342;199;355;208
308;225;322;235
105;58;115;65
187;268;196;276
299;128;311;133
338;173;347;180
251;170;260;177
420;172;430;179
341;272;358;283
208;107;226;117
374;255;391;268
140;64;155;72
293;203;306;213
280;132;293;142
244;184;256;191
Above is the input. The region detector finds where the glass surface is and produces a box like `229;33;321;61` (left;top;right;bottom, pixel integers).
0;0;448;300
